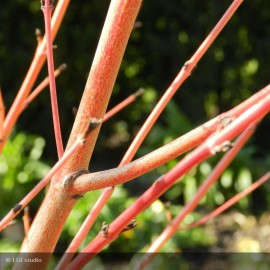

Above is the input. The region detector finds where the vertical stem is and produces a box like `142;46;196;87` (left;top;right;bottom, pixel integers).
18;1;142;269
42;0;64;158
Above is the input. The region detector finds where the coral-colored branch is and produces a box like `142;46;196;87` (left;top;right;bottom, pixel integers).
17;2;143;269
42;0;64;158
0;137;84;232
1;0;70;153
24;64;67;108
141;124;256;267
103;88;144;122
66;91;269;269
120;0;244;165
66;85;270;195
185;172;270;230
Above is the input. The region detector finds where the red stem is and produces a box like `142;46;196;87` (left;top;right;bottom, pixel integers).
66;93;269;269
185;172;270;230
142;124;256;266
24;64;67;108
120;0;244;165
42;0;64;158
103;88;144;122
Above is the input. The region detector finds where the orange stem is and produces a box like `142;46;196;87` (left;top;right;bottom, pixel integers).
24;64;67;108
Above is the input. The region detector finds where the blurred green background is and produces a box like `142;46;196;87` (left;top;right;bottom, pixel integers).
1;0;270;268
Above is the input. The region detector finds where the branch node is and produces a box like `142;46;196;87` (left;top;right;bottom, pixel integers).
71;194;84;200
58;63;67;72
35;28;43;45
213;140;234;154
218;116;235;129
183;60;190;70
133;88;145;98
41;0;55;8
101;221;109;238
82;118;102;140
121;219;137;233
13;204;23;214
64;170;90;198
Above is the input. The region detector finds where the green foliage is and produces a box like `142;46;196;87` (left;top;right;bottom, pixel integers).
0;132;50;251
0;133;50;209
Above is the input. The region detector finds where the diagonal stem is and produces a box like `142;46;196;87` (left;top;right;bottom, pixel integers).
120;0;244;165
184;173;270;230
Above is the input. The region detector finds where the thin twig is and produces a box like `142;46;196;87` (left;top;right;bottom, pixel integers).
120;0;244;166
24;63;67;108
184;172;270;230
103;88;144;122
0;137;84;232
42;0;64;158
